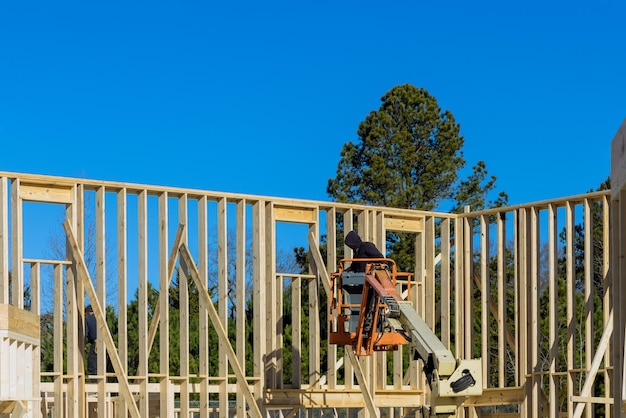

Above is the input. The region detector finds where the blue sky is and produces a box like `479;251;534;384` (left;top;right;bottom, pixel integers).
1;0;624;207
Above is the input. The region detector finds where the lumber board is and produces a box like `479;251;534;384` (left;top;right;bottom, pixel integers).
266;203;278;389
0;304;39;340
235;199;246;418
479;214;489;388
548;204;558;418
572;310;614;418
346;346;379;418
217;197;228;413
179;195;190;418
571;396;614;405
147;224;186;352
116;188;129;418
0;400;26;414
10;180;23;308
306;232;331;295
566;202;575;416
53;265;63;418
383;214;424;232
308;223;321;390
0;178;7;305
497;213;506;387
158;192;173;418
264;388;424;408
96;185;106;414
462;387;525;406
531;208;540;417
18;183;73;203
274;204;317;223
611;117;626;199
137;190;149;417
252;200;266;412
326;207;338;389
291;277;302;387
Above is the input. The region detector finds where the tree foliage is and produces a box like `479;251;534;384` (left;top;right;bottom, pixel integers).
327;84;507;212
326;84;507;270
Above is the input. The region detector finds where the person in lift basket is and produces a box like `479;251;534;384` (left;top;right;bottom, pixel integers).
344;230;385;273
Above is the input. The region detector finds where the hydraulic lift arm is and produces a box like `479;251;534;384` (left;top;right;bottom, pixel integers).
329;260;482;418
396;300;482;417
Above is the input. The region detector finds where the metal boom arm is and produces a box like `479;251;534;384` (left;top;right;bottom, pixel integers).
326;255;482;418
396;300;482;417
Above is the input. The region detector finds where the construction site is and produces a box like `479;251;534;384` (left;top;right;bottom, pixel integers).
0;120;625;418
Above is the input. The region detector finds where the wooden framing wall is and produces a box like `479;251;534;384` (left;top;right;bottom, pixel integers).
460;192;613;417
611;117;626;418
0;168;621;418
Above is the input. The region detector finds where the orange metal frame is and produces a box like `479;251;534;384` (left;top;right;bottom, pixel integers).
329;259;413;356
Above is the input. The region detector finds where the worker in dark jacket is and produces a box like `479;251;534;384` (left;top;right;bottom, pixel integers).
344;230;385;272
84;305;97;378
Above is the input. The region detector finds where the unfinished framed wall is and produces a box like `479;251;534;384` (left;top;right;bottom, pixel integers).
459;192;613;417
0;169;620;418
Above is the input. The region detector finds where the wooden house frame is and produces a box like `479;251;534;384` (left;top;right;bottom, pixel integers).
0;120;625;418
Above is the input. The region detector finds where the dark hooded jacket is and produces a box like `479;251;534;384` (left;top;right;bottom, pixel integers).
344;231;384;272
84;305;115;379
85;306;97;376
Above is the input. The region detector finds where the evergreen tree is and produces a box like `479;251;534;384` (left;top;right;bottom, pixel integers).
327;83;506;212
327;84;507;270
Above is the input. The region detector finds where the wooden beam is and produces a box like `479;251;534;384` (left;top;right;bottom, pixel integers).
11;180;23;308
65;190;80;417
198;196;209;418
383;214;424;232
117;188;129;418
178;242;263;418
0;304;39;340
62;220;141;418
158;190;171;418
137;190;149;417
53;265;63;418
252;201;266;413
306;232;331;296
572;396;614;405
462;387;525;407
178;196;190;418
266;203;278;389
566;202;575;416
308;222;321;390
0;177;7;304
610;118;626;200
96;186;106;415
345;347;380;418
217;197;228;414
18;183;73;204
326;207;338;389
147;224;187;352
572;309;614;418
235;199;246;418
621;320;626;414
274;205;317;223
264;388;423;408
